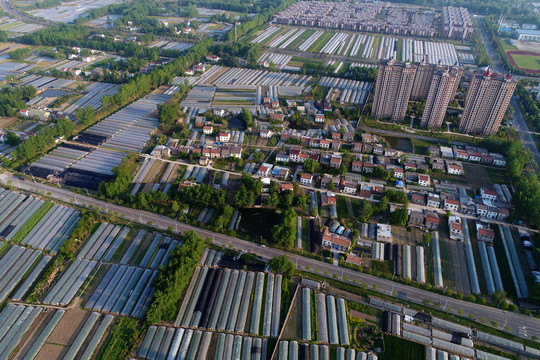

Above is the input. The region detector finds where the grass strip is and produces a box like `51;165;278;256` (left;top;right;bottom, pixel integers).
11;202;53;243
308;31;334;53
96;317;142;360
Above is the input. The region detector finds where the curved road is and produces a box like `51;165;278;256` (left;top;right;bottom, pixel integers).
0;0;51;25
1;174;538;340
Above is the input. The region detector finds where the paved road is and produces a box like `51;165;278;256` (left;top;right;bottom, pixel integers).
511;99;540;167
2;174;538;340
0;0;51;25
476;17;504;73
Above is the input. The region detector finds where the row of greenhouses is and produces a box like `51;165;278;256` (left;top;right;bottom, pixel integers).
199;248;224;267
0;305;113;360
117;230;179;268
86;264;158;318
174;268;283;337
314;292;350;345
64;82;120;114
78;223;129;261
278;341;377;360
0;245;43;303
499;225;528;299
139;326;268;360
0;189;80;253
42;258;97;306
197;66;312;87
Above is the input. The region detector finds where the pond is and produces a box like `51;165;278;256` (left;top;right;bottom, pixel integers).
383;136;413;153
228;117;245;131
238;207;282;242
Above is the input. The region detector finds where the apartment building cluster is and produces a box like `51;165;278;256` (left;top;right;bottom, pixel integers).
372;59;462;127
373;59;516;135
442;7;474;41
273;1;436;37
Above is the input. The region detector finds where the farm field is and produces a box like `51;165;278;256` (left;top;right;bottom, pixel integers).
251;26;466;65
380;335;425;360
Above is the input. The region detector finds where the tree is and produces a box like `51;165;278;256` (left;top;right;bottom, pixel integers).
241;107;254;128
268;255;295;277
357;199;373;223
303;158;321;174
327;179;335;191
158;103;180;132
252;151;264;163
234;185;256;208
264;192;279;207
280;190;294;209
390;206;408;226
295;194;309;210
5;131;20;146
74;106;95;125
373;166;390;180
271;207;296;248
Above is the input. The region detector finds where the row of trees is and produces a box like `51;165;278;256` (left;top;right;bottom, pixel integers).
480;136;540;228
10;117;74;165
145;231;206;324
20;24;159;59
8;47;32;60
74;106;96;126
515;83;540;132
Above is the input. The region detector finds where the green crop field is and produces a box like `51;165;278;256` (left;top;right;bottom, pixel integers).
380;335;425;360
308;31;334;53
287;29;314;50
260;27;287;47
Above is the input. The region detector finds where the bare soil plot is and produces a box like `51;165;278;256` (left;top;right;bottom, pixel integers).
0;42;16;51
513;40;540;52
0;117;17;128
34;343;64;360
143;160;165;183
47;306;89;345
439;219;471;295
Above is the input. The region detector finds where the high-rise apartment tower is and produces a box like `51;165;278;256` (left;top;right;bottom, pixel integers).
458;71;516;135
372;59;417;122
420;67;462;128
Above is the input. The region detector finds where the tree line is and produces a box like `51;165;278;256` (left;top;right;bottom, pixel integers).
9;117;74;166
145;231;206;324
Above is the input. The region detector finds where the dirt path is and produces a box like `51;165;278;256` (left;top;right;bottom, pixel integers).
447;240;471;295
346;197;354;218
